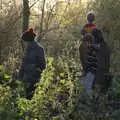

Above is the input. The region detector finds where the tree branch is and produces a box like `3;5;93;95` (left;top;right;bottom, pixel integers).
0;0;40;33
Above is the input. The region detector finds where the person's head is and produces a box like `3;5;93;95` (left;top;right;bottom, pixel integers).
22;28;36;42
87;13;95;23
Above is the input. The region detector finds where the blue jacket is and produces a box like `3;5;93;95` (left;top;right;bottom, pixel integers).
19;40;46;84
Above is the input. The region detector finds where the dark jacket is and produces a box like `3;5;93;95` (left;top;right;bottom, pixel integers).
84;44;99;74
79;41;110;88
19;40;46;84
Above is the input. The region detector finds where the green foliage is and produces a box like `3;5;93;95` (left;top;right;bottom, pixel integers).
0;84;19;120
0;65;25;120
25;57;74;119
0;65;11;84
0;57;120;120
0;1;120;120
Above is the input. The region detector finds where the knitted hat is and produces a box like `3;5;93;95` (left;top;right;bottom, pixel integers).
22;28;36;41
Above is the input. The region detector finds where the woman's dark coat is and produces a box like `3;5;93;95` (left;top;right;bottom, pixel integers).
79;41;111;90
19;41;46;84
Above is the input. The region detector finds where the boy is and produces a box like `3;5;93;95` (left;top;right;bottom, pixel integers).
81;13;96;36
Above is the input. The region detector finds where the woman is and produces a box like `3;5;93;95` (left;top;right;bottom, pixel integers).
19;28;46;99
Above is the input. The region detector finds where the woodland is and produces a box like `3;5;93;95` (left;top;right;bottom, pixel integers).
0;0;120;120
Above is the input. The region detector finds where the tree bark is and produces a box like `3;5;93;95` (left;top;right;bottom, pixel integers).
38;0;46;40
23;0;30;32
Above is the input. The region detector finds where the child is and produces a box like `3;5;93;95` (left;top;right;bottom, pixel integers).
81;13;97;36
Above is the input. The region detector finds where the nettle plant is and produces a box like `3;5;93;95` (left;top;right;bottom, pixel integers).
0;66;18;120
26;57;75;120
17;57;120;120
0;65;25;120
1;57;120;120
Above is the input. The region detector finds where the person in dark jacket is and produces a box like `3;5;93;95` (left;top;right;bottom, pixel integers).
79;28;111;93
81;13;97;36
19;28;46;99
81;32;100;94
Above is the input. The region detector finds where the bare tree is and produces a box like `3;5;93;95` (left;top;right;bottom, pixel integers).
23;0;30;32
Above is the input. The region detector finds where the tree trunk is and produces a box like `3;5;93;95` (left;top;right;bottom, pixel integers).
23;0;30;32
38;0;46;40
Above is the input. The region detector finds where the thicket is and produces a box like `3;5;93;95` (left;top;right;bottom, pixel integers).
0;0;120;120
32;58;120;120
0;57;120;120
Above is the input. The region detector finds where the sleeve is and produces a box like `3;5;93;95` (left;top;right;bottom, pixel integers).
100;43;110;73
36;47;46;71
104;45;111;73
79;43;87;72
19;57;25;80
